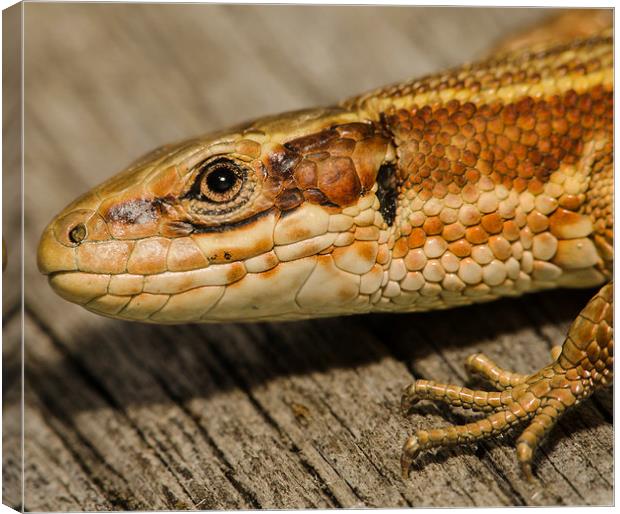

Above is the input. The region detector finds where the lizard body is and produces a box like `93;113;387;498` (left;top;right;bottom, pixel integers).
38;14;613;480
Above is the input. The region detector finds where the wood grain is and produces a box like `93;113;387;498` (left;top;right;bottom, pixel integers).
5;4;612;509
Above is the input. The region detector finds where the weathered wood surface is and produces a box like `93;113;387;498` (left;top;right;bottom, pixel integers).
4;4;612;509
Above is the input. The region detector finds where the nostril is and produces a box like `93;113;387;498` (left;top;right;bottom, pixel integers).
50;209;96;247
69;223;87;244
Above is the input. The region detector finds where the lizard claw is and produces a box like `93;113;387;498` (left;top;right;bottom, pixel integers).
400;382;419;415
401;435;420;479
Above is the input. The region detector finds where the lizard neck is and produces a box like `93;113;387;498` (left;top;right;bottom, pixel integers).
363;32;613;312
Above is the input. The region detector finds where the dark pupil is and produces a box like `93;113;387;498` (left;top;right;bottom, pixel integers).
206;167;237;193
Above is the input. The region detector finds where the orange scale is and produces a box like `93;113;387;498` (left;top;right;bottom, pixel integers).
464;168;480;184
477;159;493;175
535;122;552;139
445;145;460;161
563;90;578;107
527;179;545;196
589;85;605;100
494;161;509;175
568;125;584;140
471;117;486;133
504;125;520;142
481;213;503;234
408;128;422;141
497;135;512;152
433;183;448;199
526;211;549;233
551;118;569;135
566;109;582;124
454;175;467;188
501;176;514;190
537;138;551;153
413;153;426;167
427;120;441;134
513;178;528;193
423;217;444;235
427;155;440;169
437;158;451;172
516;98;534;115
437;132;452;146
487;117;504;135
516;112;536;132
461;102;476;118
451;161;467;176
541;157;559;174
443;222;466;242
502;221;521;241
512;142;528;160
419;188;433;201
520;131;538;147
550;107;566;121
558;194;583;210
449;239;471;258
419;140;432;154
431;169;444;182
490;102;503;115
392;237;409;259
411;117;425;131
451;111;469;126
461;150;477;167
408;228;427;249
434;108;450;123
465;226;489;245
581;115;595;130
592;102;607;116
443;122;459;136
577;94;592;112
492;146;506;161
447;182;462;195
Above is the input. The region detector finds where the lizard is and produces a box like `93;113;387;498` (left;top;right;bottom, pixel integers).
37;11;613;481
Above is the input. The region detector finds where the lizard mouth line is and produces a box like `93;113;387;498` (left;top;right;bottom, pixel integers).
48;262;248;301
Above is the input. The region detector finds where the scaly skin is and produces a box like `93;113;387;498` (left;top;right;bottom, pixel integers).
38;17;613;480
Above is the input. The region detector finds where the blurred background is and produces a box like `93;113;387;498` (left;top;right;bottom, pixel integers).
4;4;612;510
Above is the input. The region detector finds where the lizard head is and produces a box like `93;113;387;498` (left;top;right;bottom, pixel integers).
38;107;398;322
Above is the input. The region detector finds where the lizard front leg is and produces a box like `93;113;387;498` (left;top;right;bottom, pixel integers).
401;282;613;481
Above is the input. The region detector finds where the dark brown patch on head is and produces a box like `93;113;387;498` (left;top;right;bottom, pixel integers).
316;157;361;205
279;122;390;208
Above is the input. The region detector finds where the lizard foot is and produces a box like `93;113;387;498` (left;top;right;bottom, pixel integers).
401;284;613;482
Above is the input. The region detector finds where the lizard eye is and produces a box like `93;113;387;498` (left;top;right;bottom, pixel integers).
197;158;244;203
182;157;256;219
